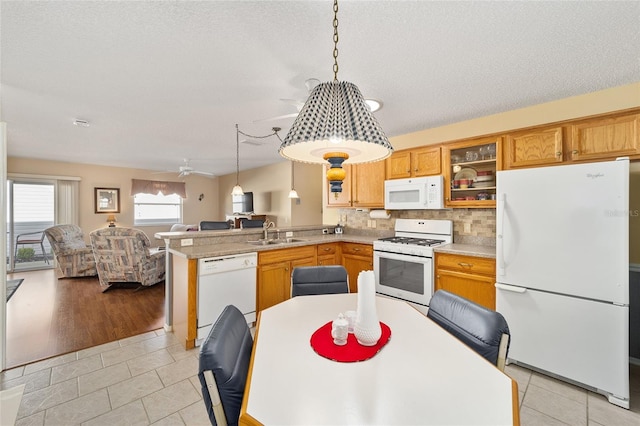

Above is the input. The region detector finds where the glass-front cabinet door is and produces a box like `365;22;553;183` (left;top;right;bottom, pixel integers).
442;136;502;208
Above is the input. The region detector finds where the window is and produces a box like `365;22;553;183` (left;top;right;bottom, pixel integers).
134;193;182;225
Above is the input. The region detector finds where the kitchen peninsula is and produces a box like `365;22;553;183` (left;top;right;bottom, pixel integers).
155;226;386;349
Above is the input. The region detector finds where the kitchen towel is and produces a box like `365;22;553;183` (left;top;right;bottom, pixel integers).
369;210;391;219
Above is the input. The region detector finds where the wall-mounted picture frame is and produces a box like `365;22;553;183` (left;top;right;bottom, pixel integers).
95;187;120;214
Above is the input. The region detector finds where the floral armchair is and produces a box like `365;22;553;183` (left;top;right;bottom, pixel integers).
44;224;97;278
89;227;165;292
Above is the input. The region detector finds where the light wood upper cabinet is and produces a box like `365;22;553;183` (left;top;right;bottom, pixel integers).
386;146;441;180
570;113;640;161
326;161;386;208
503;126;564;169
352;161;386;207
442;136;501;209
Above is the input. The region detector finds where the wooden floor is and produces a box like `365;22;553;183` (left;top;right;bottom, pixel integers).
5;268;165;369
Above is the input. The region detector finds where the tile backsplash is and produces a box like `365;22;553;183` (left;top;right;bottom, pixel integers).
338;208;497;246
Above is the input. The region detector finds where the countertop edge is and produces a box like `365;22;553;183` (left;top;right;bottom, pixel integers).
434;243;496;259
167;234;380;259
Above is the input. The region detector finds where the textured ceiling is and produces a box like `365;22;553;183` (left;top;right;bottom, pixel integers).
1;1;639;177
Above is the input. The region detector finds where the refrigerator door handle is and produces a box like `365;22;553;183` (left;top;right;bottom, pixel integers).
495;283;526;293
497;193;506;276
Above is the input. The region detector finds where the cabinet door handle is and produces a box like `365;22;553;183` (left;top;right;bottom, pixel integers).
458;262;473;268
414;168;419;172
572;150;579;155
323;248;330;251
556;151;562;157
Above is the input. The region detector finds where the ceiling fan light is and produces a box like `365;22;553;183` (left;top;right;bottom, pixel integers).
365;99;382;113
279;81;392;164
231;185;244;196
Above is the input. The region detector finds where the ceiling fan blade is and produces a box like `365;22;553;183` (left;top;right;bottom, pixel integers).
253;112;299;123
192;170;215;177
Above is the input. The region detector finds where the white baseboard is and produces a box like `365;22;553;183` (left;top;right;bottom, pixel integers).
163;324;173;333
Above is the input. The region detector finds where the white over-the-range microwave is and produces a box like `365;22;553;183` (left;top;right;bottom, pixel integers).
384;176;444;210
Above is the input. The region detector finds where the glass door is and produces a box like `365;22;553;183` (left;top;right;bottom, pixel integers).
6;180;55;272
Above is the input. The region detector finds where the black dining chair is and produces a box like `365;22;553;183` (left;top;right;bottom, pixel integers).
199;221;232;231
239;219;264;229
198;305;253;426
291;265;349;297
427;290;510;371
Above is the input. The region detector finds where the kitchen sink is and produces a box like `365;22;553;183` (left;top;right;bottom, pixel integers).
246;238;307;246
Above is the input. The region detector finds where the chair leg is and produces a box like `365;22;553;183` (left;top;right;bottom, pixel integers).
40;242;50;264
497;333;509;372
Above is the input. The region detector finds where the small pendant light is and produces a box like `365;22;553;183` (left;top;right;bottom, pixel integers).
288;161;299;199
231;123;244;196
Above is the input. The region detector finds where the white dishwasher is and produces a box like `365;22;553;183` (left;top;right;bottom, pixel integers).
197;252;257;345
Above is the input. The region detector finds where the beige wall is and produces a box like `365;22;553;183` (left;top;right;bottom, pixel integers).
391;82;640;150
217;161;323;227
8;157;219;245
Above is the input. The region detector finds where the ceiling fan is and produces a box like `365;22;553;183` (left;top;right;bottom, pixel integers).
172;159;215;177
255;78;383;123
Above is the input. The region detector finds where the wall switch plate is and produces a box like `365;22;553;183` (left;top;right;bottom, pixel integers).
181;238;193;247
463;223;471;233
285;231;293;237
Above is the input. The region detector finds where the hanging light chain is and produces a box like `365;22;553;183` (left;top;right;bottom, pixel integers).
332;0;339;81
235;125;282;186
235;124;240;185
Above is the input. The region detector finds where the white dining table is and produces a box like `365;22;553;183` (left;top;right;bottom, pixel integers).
240;293;519;425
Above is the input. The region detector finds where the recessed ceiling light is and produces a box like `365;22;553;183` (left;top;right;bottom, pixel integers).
365;99;382;113
73;119;90;127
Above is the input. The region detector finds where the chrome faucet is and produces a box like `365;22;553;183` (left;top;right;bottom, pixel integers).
263;221;275;240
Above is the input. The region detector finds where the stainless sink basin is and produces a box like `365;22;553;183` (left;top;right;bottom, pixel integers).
246;239;280;246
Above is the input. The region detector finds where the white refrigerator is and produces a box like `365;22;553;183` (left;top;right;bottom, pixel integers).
495;158;630;408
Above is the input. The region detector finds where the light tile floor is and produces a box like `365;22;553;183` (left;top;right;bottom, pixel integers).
2;329;640;425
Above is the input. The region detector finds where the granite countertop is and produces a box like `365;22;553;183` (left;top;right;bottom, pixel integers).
167;234;380;259
434;243;496;259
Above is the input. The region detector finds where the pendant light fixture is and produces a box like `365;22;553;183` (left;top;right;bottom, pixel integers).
288;162;299;199
231;123;244;196
233;125;284;196
279;0;393;194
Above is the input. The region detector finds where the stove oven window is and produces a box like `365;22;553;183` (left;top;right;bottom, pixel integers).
378;257;424;295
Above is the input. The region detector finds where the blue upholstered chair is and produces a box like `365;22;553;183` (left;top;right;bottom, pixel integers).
427;290;510;371
291;265;349;297
198;305;253;426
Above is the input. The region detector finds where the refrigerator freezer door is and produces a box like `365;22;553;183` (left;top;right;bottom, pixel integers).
497;285;629;406
496;159;629;304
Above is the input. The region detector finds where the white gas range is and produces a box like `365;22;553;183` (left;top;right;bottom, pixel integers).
373;219;453;313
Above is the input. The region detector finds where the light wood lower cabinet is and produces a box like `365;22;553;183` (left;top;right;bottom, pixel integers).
434;252;496;310
341;242;374;293
317;242;341;266
257;246;317;312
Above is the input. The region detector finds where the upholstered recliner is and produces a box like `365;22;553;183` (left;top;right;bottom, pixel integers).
90;227;165;292
44;224;97;278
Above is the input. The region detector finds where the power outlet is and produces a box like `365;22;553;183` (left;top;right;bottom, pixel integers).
367;220;371;228
285;231;293;237
371;220;376;229
463;223;471;233
181;238;193;247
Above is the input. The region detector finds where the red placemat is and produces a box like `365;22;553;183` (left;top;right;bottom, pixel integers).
310;321;391;362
